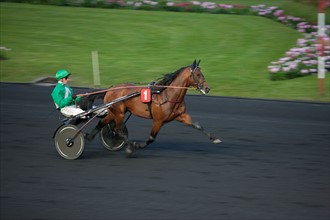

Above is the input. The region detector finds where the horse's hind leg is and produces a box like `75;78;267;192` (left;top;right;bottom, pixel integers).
126;121;163;157
85;120;104;141
114;113;129;143
176;113;221;143
85;111;114;141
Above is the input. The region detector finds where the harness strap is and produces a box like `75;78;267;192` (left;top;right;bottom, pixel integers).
147;102;153;119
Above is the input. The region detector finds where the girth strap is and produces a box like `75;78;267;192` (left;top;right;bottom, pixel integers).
147;102;153;119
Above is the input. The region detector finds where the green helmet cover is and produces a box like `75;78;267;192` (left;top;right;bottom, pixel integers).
55;69;70;80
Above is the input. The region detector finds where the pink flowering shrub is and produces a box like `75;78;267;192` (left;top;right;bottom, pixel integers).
249;4;329;80
268;31;330;80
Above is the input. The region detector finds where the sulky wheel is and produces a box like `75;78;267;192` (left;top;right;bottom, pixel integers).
54;124;85;160
100;120;128;151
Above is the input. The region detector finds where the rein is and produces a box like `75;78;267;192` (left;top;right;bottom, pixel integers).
77;84;193;97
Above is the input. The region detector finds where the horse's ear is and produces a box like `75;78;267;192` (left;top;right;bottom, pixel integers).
190;59;196;70
197;59;201;67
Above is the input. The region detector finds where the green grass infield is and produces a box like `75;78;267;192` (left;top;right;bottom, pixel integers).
0;3;329;102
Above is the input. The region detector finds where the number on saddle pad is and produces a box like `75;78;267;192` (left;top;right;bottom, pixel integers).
140;88;151;103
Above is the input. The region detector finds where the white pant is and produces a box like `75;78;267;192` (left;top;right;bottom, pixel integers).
60;105;85;118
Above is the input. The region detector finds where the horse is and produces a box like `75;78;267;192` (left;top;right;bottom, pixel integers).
83;59;221;157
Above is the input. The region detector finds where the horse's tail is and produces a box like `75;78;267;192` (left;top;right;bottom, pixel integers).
78;90;107;111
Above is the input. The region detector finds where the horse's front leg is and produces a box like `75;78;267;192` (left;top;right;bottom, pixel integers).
176;113;221;143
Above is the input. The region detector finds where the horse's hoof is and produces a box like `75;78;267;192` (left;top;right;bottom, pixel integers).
125;142;136;158
126;148;133;157
213;138;222;144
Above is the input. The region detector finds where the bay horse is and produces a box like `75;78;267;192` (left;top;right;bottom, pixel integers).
84;60;221;156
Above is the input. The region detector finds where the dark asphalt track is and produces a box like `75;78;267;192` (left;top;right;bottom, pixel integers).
0;82;329;220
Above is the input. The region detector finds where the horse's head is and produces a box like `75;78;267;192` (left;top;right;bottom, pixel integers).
189;59;210;95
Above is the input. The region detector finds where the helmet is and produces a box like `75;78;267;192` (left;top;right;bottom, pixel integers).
55;69;70;81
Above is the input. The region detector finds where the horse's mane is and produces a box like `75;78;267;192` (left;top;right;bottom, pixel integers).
156;66;187;86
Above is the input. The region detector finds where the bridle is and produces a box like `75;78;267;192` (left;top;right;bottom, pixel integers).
190;67;207;94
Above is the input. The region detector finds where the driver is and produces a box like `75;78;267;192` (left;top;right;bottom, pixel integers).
51;69;85;118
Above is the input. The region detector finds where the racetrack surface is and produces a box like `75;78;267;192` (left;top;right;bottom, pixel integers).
0;83;329;220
